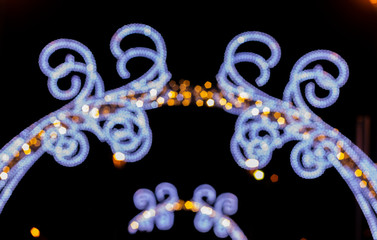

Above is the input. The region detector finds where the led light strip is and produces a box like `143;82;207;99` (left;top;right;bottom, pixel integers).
0;23;377;239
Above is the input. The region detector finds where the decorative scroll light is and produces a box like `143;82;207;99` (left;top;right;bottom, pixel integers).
128;182;246;240
1;23;377;238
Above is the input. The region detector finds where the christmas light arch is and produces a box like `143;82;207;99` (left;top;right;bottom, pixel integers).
0;23;376;239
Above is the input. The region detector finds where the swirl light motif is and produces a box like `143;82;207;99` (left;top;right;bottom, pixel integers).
129;183;246;240
0;22;377;239
0;23;169;213
217;31;377;238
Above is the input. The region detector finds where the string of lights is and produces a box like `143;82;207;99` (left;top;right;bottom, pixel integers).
128;182;246;240
0;23;377;239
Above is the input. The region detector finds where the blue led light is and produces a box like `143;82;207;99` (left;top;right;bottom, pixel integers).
129;183;246;240
1;22;377;239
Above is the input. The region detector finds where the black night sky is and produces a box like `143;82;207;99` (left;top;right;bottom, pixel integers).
1;0;377;239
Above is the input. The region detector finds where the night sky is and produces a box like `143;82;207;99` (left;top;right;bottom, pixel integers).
1;0;377;239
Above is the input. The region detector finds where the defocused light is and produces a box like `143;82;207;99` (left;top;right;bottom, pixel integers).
204;81;212;89
184;200;194;210
355;169;363;177
370;0;377;5
196;99;204;107
0;172;8;180
30;227;40;238
270;174;279;183
113;152;126;161
206;99;215;107
245;158;259;168
360;180;367;188
277;117;285;125
253;170;264;180
130;221;139;230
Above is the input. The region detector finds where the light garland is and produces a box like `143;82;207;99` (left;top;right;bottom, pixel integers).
128;182;246;240
0;23;377;239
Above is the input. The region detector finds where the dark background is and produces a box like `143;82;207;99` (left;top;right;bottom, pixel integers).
0;0;377;239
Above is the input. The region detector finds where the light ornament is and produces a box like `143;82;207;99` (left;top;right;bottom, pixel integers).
129;183;246;240
0;23;376;239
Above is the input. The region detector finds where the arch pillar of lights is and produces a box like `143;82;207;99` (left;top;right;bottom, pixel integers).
0;23;376;239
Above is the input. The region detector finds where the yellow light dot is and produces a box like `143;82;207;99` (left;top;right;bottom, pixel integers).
30;227;40;238
204;81;212;89
237;96;245;103
113;152;126;161
184;201;194;210
360;180;367;188
337;152;345;160
130;221;139;230
196;99;204;107
262;107;270;114
355;169;363;177
157;96;165;105
168;91;177;98
277;117;285;125
219;98;227;106
371;0;377;5
225;102;233;110
53;119;61;127
182;91;192;99
245;159;259;168
206;99;215;107
273;112;281;119
253;170;264;180
255;100;263;107
200;90;208;99
167;99;175;106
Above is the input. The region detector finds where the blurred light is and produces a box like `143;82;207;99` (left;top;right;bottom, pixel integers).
157;96;165;105
251;108;260;116
277;117;285;125
182;99;190;106
196;99;204;107
206;99;215;107
113;152;126;161
200;90;208;99
200;206;213;216
130;221;139;230
225;102;233;110
136;100;144;108
167;99;175;106
204;81;212;89
30;227;40;238
370;0;377;5
253;170;264;180
270;174;279;183
194;85;202;93
82;104;89;113
221;218;231;227
255;100;263;107
337;152;345;160
355;169;363;177
360;180;367;188
219;98;227;106
262;106;270;114
0;172;8;180
184;200;194;210
245;158;259;168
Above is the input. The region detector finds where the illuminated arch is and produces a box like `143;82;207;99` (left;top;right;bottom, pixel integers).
0;23;376;239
